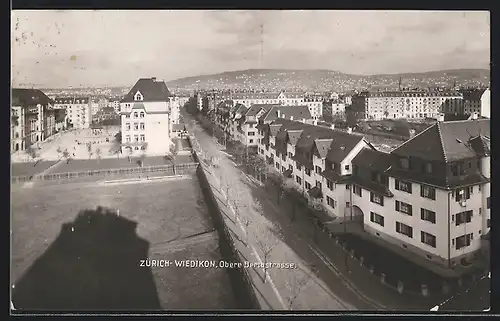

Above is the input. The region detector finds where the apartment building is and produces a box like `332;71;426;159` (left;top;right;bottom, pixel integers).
461;88;490;118
108;97;121;114
12;89;55;152
232;91;305;107
350;90;463;121
11;106;25;153
54;108;66;132
350;119;490;268
90;99;100;116
322;100;347;120
169;96;181;125
54;97;92;129
257;118;372;221
303;96;323;119
120;77;173;156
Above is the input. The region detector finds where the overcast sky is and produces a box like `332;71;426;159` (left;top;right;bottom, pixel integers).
11;10;490;88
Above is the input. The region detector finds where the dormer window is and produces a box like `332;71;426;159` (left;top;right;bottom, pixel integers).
400;157;409;169
134;91;143;101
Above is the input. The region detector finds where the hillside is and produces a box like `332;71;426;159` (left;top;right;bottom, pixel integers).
166;68;490;92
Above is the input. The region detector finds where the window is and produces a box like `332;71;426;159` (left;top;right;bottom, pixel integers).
134;123;139;130
315;166;322;174
487;197;490;209
305;169;311;176
396;221;413;238
327;180;334;191
249;139;253;143
288;152;293;158
126;114;130;118
133;112;138;118
296;161;301;170
421;208;436;224
420;185;436;200
140;134;145;142
289;164;293;171
487;219;490;228
305;182;312;190
248;132;255;136
134;135;139;142
455;233;473;250
296;176;302;185
400;157;409;169
370;192;384;206
421;231;436;248
455;210;472;226
370;212;384;227
139;122;145;130
282;166;286;173
125;122;131;130
344;164;350;170
353;185;362;197
395;179;412;193
316;181;322;189
125;135;131;142
327;196;336;208
276;162;280;169
395;200;412;215
455;187;472;201
140;111;145;118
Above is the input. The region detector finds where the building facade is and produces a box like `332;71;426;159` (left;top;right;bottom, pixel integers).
232;91;305;108
12;88;55;152
54;97;92;129
120;77;173;156
303;96;324;119
462;88;490;118
350;90;464;121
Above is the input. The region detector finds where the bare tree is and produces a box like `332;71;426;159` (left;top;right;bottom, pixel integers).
254;227;280;283
285;265;315;309
26;145;39;167
86;142;93;160
95;148;102;163
127;147;133;163
56;146;63;160
62;149;72;164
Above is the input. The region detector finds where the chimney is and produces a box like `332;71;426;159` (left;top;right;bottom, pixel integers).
472;112;478;120
290;116;293;120
282;113;285;119
347;127;352;134
330;124;335;130
437;113;445;122
151;77;157;82
302;118;306;123
276;110;281;118
313;119;318;126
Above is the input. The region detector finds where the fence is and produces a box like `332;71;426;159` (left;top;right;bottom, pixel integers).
11;162;199;184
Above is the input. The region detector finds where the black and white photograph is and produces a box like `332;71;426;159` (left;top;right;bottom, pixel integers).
11;10;490;312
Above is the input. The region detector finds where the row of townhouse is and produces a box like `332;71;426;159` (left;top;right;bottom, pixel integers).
214;102;314;150
119;77;180;156
256;117;490;270
347;89;491;122
53;97;93;129
11;89;59;153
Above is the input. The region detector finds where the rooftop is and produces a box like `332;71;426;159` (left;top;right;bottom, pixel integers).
121;78;172;103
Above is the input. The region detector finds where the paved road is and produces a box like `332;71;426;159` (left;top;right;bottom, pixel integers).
184;112;378;311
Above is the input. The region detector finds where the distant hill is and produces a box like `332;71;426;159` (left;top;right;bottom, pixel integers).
166;68;490;92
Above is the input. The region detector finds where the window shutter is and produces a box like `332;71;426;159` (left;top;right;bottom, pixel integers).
395;200;400;211
421;208;424;220
420;185;424;197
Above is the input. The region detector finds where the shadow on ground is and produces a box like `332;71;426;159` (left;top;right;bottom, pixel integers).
12;206;161;311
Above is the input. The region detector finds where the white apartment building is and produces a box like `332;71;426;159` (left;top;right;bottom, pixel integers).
232;91;305;108
351;119;490;269
91;99;100;116
120;77;173;156
351;90;464;120
11;106;25;153
303;97;323;119
258;117;490;271
169;96;181;125
462;88;490;118
54;97;92;129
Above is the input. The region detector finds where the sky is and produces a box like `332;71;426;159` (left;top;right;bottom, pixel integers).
11;10;490;88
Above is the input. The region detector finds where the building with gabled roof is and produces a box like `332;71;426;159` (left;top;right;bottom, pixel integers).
120;77;174;156
350;118;490;272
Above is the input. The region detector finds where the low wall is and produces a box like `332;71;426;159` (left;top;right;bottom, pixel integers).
11;162;199;184
193;150;259;309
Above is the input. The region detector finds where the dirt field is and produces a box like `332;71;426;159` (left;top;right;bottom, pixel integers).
11;177;236;310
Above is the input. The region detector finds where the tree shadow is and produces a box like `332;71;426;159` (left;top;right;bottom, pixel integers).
12;206;161;311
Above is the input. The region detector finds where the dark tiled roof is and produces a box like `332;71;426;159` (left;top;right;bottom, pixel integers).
269;124;283;137
121;78;172;103
352;148;392;172
291;154;314;170
325;133;364;163
320;169;344;182
261;105;312;122
12;89;52;106
392;119;490;163
461;88;487;101
469;135;490;157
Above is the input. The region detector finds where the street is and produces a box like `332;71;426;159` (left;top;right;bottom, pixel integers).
184;111;379;310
